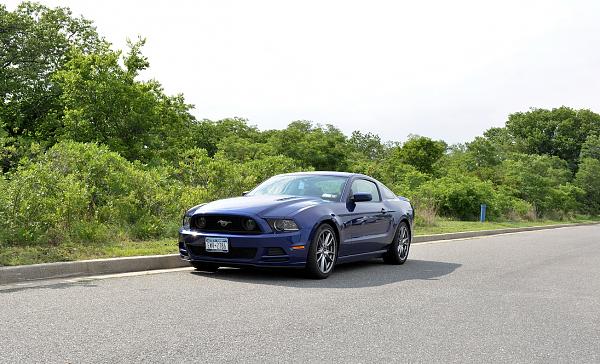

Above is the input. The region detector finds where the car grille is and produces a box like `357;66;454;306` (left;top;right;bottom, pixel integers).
190;214;262;234
187;245;257;260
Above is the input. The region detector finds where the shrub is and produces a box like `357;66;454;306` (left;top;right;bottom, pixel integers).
575;158;600;214
488;186;533;220
414;175;491;220
499;154;574;216
0;175;9;243
0;141;315;246
0;141;192;245
413;174;532;221
0;162;91;245
357;161;430;198
174;149;304;200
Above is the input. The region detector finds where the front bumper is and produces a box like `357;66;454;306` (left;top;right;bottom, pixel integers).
178;229;308;268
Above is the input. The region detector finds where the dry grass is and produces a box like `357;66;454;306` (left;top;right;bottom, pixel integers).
413;199;438;227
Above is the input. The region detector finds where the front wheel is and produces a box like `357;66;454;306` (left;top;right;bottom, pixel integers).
383;221;411;265
305;224;338;279
191;262;220;272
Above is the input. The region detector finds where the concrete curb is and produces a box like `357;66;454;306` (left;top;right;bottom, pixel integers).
1;222;597;285
0;254;188;285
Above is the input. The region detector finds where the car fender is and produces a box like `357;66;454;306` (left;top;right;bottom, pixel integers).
296;207;345;249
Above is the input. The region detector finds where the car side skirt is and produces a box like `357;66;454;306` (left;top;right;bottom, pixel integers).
336;250;388;264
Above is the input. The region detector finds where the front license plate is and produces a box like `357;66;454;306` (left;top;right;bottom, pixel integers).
205;237;229;253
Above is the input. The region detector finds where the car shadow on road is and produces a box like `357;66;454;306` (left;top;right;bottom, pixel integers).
190;259;461;288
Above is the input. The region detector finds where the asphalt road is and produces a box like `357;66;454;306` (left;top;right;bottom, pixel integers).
1;225;599;363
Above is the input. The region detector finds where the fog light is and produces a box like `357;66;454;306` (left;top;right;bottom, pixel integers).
266;247;286;255
243;219;257;231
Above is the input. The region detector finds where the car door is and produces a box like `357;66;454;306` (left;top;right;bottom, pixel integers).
341;178;392;255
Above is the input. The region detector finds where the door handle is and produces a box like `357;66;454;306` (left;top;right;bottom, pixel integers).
380;208;387;214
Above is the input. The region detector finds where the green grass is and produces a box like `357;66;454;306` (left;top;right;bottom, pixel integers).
1;217;598;266
415;216;598;236
0;239;178;267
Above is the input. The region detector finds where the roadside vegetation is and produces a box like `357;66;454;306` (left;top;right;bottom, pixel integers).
2;218;596;266
1;3;599;265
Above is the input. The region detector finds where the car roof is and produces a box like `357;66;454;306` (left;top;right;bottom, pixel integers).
279;171;366;178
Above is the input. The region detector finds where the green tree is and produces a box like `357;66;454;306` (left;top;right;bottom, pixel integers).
434;144;469;178
575;158;600;214
215;135;275;162
54;39;194;162
189;118;261;157
505;107;600;170
393;135;446;174
0;2;105;141
348;131;385;161
0;2;106;170
579;134;600;161
466;137;502;168
500;154;575;216
445;137;506;182
269;121;349;171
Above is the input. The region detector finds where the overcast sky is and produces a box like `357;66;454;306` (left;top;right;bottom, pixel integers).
7;0;600;143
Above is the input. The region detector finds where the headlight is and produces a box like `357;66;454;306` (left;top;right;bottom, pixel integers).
182;215;191;228
268;219;299;232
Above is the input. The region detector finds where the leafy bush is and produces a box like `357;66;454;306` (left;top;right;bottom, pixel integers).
174;148;305;200
0;141;312;247
0;160;90;245
413;174;531;221
499;154;575;216
580;134;600;160
575;158;600;214
0;175;10;243
415;176;483;220
393;135;447;174
349;159;430;198
0;142;189;245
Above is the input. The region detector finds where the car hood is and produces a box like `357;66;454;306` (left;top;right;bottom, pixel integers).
192;195;327;217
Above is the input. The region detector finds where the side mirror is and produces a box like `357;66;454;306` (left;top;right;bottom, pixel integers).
352;192;372;202
242;191;250;196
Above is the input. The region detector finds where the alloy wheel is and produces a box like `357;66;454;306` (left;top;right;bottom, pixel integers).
316;230;336;273
397;224;410;259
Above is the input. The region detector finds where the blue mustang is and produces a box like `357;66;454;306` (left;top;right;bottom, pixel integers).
179;172;414;278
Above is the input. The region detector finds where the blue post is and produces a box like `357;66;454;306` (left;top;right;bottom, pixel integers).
480;204;487;222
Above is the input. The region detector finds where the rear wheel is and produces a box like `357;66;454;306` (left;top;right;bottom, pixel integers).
305;224;337;279
383;221;411;265
191;262;220;272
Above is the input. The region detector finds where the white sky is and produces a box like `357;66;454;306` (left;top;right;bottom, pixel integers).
6;0;600;143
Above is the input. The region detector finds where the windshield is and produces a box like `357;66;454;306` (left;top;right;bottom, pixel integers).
248;175;348;201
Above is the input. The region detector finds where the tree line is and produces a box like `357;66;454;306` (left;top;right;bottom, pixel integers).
1;2;599;247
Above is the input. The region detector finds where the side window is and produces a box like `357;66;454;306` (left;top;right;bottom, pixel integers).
381;185;397;200
350;179;381;202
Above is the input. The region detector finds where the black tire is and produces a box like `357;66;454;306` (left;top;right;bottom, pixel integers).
305;224;338;279
383;221;411;265
191;262;220;272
